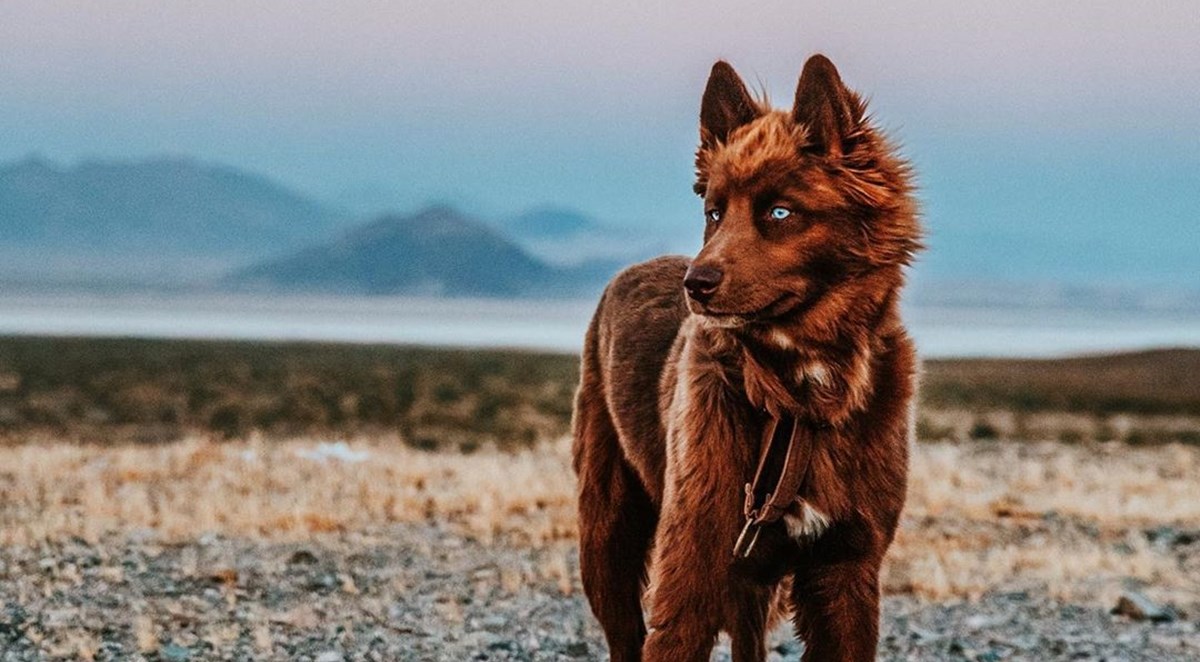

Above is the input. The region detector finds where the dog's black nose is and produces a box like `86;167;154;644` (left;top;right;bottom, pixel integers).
683;264;724;302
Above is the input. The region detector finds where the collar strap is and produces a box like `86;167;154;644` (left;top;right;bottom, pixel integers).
732;413;827;558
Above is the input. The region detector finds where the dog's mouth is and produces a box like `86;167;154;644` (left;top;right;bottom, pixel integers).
692;292;809;326
695;312;750;329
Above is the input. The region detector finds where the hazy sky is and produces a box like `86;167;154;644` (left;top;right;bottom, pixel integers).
1;1;1197;286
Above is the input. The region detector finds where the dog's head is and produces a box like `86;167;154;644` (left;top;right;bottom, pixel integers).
686;55;921;330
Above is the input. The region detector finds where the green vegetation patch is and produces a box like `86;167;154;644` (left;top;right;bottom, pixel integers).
921;349;1200;417
1;336;1197;447
0;336;578;449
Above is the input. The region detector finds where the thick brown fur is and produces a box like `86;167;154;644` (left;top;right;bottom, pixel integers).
572;55;923;661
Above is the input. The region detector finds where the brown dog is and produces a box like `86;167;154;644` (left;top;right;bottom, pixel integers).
571;54;922;661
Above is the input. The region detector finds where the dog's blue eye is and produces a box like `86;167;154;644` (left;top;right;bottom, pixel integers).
706;209;721;223
770;206;792;221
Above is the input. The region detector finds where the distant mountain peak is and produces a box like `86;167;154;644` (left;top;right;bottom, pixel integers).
411;203;463;219
0;155;347;279
342;205;506;246
1;154;64;181
229;206;577;297
7;152;57;170
503;207;603;239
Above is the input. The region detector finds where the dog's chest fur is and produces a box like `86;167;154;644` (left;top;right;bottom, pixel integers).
662;318;874;542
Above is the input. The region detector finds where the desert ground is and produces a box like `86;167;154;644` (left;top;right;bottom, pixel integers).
0;338;1198;660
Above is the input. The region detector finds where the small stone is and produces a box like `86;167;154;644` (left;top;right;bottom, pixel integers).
487;638;514;651
462;630;501;650
43;608;77;627
564;641;589;657
161;643;191;661
479;615;507;631
1144;525;1178;547
471;567;497;580
965;614;1003;630
1112;591;1175;623
287;549;319;565
308;574;338;591
909;626;941;643
314;652;344;662
1001;635;1038;651
1174;530;1200;546
0;604;28;638
207;567;238;585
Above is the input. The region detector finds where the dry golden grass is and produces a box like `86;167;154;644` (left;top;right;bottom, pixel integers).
1;436;1196;606
0;435;576;547
889;441;1199;606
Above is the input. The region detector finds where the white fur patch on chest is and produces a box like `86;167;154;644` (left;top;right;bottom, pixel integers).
802;361;830;387
783;502;830;540
770;329;795;349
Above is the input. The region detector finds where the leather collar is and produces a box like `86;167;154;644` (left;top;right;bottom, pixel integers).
732;412;829;557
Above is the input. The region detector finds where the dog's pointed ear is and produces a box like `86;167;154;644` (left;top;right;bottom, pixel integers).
792;54;860;158
700;61;758;148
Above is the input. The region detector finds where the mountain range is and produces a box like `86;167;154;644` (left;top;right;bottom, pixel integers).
0;156;348;280
230;205;612;297
0;156;631;296
2;155;1195;307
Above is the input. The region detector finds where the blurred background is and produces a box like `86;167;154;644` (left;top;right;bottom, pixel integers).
1;3;1199;660
1;1;1197;356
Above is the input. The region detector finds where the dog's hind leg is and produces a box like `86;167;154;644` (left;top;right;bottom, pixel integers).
573;385;656;662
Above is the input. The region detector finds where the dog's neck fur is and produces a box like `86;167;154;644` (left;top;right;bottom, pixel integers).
694;267;903;424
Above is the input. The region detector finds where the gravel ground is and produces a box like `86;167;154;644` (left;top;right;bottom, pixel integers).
0;523;1196;661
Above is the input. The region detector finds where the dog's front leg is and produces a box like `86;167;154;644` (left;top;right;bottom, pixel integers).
641;491;727;662
790;523;886;662
643;420;756;659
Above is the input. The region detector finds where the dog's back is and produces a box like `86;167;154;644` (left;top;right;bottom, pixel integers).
573;255;688;507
